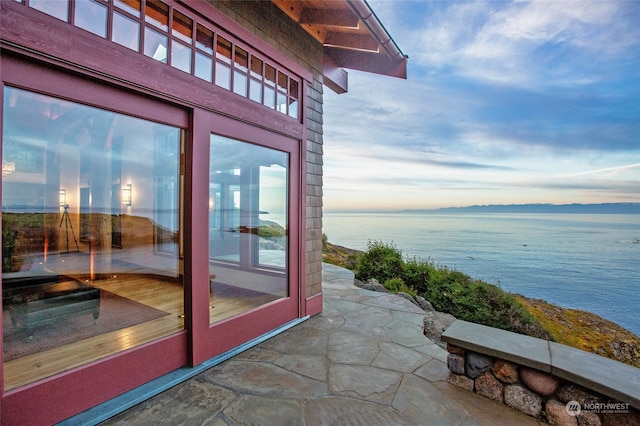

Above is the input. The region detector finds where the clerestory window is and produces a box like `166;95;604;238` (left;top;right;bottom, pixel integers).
18;0;301;119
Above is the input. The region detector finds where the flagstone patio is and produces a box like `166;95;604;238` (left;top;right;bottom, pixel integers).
97;263;544;425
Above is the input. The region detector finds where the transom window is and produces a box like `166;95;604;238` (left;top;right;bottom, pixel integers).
17;0;301;119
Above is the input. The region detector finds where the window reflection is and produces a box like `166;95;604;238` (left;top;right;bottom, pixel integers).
75;0;108;38
30;0;69;22
195;52;213;82
216;36;232;64
145;27;168;62
145;0;168;30
264;64;277;109
264;86;275;109
277;92;287;114
172;10;192;43
288;99;299;119
215;63;231;90
196;24;214;54
171;41;192;73
249;79;263;104
2;87;184;388
114;0;140;17
233;73;248;97
113;11;140;51
209;135;288;324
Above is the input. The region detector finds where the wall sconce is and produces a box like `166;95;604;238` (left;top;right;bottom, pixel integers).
122;184;132;206
59;189;66;207
2;160;15;176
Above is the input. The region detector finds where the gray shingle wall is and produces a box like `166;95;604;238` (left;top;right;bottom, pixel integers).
207;1;325;300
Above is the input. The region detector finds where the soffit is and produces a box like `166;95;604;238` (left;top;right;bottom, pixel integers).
272;0;407;81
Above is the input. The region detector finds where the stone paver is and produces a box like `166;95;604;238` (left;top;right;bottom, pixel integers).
101;263;543;426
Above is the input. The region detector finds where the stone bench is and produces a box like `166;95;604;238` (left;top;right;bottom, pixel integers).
441;319;640;425
3;274;101;342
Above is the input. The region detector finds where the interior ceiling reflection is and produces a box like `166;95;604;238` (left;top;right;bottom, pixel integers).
210;136;287;171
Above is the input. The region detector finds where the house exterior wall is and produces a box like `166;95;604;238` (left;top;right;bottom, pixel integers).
207;0;325;304
0;1;325;423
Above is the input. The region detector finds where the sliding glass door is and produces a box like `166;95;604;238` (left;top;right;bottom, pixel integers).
2;86;185;391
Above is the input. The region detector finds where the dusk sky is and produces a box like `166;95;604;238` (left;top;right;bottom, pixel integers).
322;0;640;211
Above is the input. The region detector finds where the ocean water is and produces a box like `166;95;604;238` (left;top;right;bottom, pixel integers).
322;212;640;336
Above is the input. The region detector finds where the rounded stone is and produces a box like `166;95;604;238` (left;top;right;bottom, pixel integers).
446;372;474;391
415;295;434;311
475;373;503;402
504;384;543;417
545;399;578;426
492;359;519;384
520;367;561;396
446;343;465;355
465;351;492;379
447;353;465;375
577;411;602;426
555;384;599;406
362;279;390;293
601;410;640;426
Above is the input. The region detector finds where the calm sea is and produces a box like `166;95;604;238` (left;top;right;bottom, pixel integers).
322;212;640;336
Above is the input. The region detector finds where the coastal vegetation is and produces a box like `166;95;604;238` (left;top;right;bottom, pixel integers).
322;236;640;368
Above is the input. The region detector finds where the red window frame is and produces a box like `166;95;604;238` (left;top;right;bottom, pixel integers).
0;53;190;426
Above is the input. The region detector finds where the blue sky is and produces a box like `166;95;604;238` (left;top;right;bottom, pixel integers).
322;0;640;211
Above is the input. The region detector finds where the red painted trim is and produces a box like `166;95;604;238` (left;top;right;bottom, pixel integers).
323;56;349;94
305;292;324;317
202;297;299;356
2;333;188;426
0;79;4;403
188;108;215;366
326;46;407;79
1;53;189;128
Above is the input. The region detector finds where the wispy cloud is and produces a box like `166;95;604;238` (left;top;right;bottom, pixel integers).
559;162;640;177
322;1;640;210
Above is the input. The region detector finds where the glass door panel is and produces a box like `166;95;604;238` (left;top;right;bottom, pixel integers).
2;86;184;390
209;135;288;324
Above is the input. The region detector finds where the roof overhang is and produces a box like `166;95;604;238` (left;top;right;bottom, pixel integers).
272;0;407;93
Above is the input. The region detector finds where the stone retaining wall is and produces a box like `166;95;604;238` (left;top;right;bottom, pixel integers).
442;320;640;426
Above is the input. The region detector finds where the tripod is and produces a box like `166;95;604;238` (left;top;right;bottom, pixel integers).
59;204;80;252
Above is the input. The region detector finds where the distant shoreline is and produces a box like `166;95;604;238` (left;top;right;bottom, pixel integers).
401;202;640;214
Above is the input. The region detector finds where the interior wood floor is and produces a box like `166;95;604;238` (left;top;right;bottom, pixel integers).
3;275;274;391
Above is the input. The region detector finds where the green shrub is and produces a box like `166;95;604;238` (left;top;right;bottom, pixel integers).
383;277;417;297
346;239;549;339
354;240;404;283
402;256;432;290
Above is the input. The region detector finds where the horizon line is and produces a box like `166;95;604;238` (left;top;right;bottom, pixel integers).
324;201;640;214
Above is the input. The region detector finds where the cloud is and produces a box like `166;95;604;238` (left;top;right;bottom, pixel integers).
395;0;640;87
558;162;640;178
321;1;640;210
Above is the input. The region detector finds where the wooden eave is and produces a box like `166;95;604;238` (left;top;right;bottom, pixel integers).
272;0;407;93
